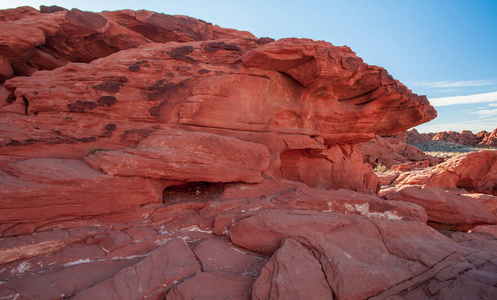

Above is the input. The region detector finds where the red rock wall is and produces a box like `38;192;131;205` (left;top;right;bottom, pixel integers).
0;6;437;225
3;7;497;300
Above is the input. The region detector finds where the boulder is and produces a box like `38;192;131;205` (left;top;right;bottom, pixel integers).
358;133;439;169
480;128;497;147
393;150;497;196
406;128;497;148
0;158;165;224
73;239;200;299
279;144;377;193
383;185;497;230
228;209;496;300
252;238;333;300
198;178;428;227
461;193;497;216
1;33;434;191
85;130;270;183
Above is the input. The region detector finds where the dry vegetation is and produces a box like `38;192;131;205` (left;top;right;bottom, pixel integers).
414;141;497;158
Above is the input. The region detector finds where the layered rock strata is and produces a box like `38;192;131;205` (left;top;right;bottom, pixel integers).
2;5;497;300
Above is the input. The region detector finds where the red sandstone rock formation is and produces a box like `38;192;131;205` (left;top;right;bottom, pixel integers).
406;128;432;144
391;150;497;196
480;128;497;147
2;5;497;300
407;128;497;147
358;132;439;169
379;150;497;230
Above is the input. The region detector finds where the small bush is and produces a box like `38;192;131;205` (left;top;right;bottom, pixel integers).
89;147;106;155
374;162;388;172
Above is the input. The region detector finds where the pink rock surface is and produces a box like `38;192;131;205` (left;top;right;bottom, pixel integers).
252;238;333;300
166;272;254;300
480;128;497;147
199;178;428;225
462;193;497;216
394;150;497;196
359;133;439;169
228;209;495;300
377;171;401;186
0;7;254;82
0;158;165;224
279;144;377;193
406;128;432;144
193;238;267;275
85;129;270;183
73;239;200;299
3;5;496;300
0;258;141;299
383;185;497;230
2;34;435;151
432;130;482;146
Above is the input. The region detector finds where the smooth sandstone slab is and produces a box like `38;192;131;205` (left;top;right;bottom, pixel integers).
73;239;200;299
383;185;497;230
84;130;270;183
228;210;479;300
0;158;165;223
252;238;333;300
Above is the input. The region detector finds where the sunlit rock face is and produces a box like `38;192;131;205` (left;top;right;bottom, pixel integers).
8;6;497;300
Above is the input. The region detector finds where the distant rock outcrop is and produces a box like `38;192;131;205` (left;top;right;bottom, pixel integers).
407;128;497;147
2;5;497;300
380;150;497;230
358;131;439;169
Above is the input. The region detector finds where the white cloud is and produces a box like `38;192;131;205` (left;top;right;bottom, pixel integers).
470;108;497;119
429;91;497;106
414;79;497;88
489;103;497;107
415;119;497;134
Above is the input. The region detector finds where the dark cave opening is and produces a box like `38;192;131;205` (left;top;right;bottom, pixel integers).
163;182;226;204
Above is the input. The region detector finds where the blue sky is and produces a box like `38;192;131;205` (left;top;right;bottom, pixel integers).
2;0;497;133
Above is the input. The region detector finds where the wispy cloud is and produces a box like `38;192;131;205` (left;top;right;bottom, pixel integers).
429;91;497;106
489;103;497;107
413;79;497;88
470;108;497;119
416;119;497;133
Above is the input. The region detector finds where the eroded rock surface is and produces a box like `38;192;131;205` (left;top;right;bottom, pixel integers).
359;132;439;169
407;128;497;147
392;150;497;196
2;5;497;300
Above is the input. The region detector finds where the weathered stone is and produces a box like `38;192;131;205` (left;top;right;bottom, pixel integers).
252;238;333;300
166;271;254;299
383;185;497;230
193;238;267;275
0;158;165;226
228;209;481;300
73;239;201;299
359;133;438;169
393;150;497;196
85;130;270;183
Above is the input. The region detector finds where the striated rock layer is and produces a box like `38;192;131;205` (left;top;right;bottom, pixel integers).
3;5;497;300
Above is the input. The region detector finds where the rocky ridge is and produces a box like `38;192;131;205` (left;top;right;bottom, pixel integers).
408;128;497;148
1;6;497;300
